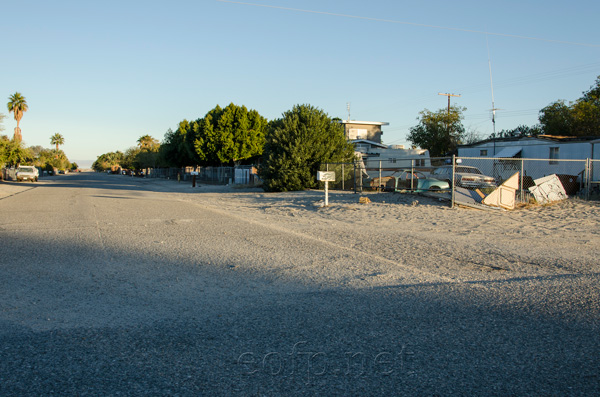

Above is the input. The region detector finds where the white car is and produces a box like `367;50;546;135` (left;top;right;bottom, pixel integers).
15;166;39;182
432;165;496;189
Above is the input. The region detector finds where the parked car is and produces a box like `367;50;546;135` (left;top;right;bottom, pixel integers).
432;165;496;188
393;170;450;192
15;166;39;182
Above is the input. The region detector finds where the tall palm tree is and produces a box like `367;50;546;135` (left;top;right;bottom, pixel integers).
50;133;65;151
7;92;28;141
137;134;159;150
50;133;65;159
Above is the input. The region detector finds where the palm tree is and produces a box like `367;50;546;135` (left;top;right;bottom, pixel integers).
7;92;28;141
137;134;159;150
50;133;65;159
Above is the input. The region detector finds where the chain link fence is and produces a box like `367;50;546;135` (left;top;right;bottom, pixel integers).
321;157;453;194
142;166;235;184
321;156;599;208
453;156;592;208
135;158;600;205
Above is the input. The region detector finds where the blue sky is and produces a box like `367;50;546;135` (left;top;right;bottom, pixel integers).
2;0;599;167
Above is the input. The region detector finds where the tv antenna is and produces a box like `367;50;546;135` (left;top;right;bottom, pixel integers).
346;102;351;121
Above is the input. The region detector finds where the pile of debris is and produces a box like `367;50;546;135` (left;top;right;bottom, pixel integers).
481;172;575;210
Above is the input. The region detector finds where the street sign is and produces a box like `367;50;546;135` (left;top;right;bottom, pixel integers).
317;171;335;182
317;171;335;206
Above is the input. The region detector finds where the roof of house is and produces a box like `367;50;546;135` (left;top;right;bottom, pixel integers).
339;120;390;126
459;135;600;148
350;139;388;148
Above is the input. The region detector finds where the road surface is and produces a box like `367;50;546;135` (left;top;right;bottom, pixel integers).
0;173;598;395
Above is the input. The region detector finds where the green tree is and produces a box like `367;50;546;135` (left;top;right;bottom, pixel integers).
160;125;199;168
0;135;10;166
121;147;142;171
581;76;600;104
7;92;28;141
539;76;600;136
92;151;124;172
137;134;159;151
194;103;268;165
407;106;466;157
50;133;65;158
538;100;574;136
493;124;541;139
259;104;355;192
0;137;33;167
50;133;65;151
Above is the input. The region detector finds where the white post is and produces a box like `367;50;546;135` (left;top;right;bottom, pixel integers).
324;181;329;206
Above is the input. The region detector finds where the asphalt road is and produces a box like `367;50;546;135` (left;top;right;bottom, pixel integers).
0;173;598;395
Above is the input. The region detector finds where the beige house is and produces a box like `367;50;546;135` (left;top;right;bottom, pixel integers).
339;120;389;144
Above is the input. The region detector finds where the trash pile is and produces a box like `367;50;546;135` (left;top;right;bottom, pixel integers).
481;172;575;210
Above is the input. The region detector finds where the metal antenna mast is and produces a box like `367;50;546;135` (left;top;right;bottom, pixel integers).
487;34;499;138
346;102;351;121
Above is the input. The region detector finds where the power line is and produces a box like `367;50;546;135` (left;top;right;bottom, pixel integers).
217;0;600;48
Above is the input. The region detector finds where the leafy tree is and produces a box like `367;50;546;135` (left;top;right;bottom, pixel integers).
0;135;10;166
92;151;124;172
136;135;161;172
538;100;574;136
7;92;28;141
0;112;5;133
47;150;71;171
259;104;355;192
492;124;541;139
581;76;600;104
121;147;142;171
137;134;159;151
407;106;466;157
539;76;600;136
194;103;268;165
160;123;200;167
0;137;33;167
33;147;57;168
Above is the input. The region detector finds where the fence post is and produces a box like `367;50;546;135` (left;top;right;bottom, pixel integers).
586;158;591;201
353;161;357;194
451;155;456;208
520;158;525;203
379;160;382;193
411;159;415;190
342;163;345;191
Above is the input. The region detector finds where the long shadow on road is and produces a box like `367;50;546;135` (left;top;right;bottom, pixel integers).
0;174;599;395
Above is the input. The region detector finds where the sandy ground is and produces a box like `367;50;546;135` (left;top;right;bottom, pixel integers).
175;181;600;278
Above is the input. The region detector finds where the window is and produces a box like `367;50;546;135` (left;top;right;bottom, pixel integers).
549;147;559;165
348;128;368;140
480;149;488;156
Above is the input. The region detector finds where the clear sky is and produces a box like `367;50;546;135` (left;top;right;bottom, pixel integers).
2;0;599;167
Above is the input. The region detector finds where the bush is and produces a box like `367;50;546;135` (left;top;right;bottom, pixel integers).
259;104;355;192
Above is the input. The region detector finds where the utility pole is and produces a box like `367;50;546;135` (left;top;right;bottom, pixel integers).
438;93;461;137
438;93;461;115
